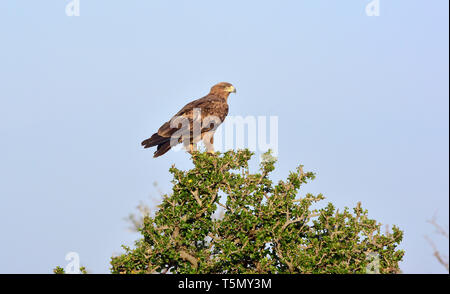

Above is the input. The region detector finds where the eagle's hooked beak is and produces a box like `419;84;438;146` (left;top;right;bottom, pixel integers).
228;86;236;93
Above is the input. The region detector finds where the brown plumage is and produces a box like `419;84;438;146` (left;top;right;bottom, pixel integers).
142;82;236;157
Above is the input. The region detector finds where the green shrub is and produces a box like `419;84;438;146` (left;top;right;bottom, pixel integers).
110;150;404;274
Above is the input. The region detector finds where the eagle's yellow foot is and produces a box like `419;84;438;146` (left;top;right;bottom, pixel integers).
206;149;216;156
188;144;198;154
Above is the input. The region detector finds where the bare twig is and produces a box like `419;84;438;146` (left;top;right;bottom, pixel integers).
425;214;449;272
425;236;449;271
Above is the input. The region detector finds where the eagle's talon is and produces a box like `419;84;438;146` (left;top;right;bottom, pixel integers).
206;150;216;156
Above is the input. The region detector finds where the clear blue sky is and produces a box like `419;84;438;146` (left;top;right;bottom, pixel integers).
0;0;448;273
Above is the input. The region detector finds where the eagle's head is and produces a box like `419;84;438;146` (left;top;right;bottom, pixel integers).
210;82;236;99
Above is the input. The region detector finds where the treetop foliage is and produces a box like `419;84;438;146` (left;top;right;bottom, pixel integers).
110;150;404;274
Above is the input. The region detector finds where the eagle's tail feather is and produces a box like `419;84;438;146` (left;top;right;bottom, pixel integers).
153;141;172;158
141;133;169;148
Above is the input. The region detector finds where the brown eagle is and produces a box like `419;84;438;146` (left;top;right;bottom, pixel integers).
141;82;236;157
